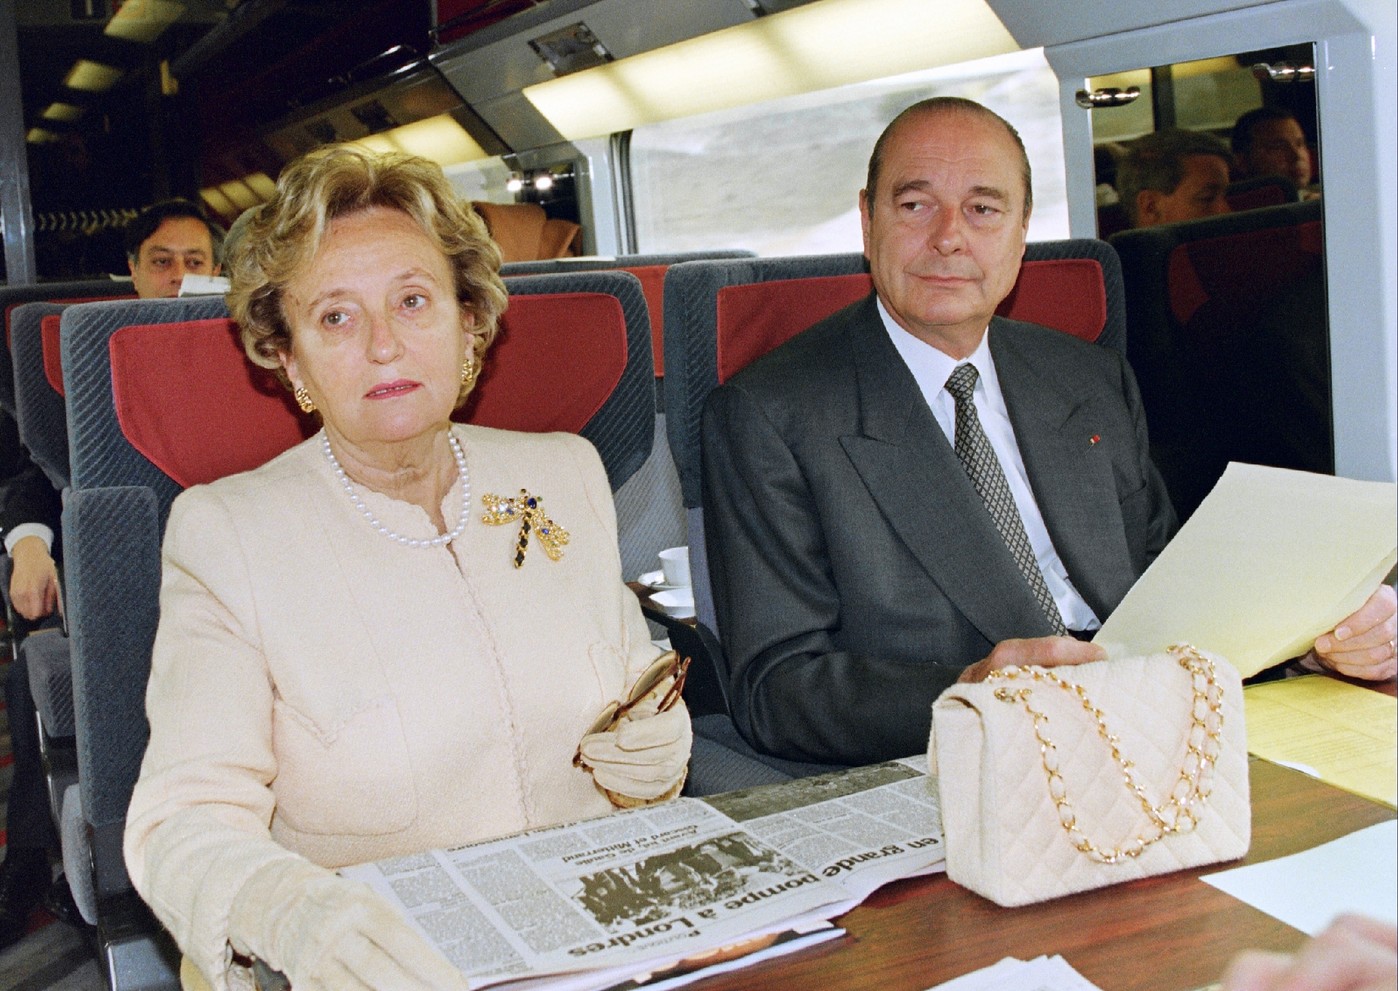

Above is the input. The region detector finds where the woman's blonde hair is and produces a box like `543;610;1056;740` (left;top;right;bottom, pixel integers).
226;146;507;406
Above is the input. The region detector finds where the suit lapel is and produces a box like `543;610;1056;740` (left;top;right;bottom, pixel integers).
837;303;1057;642
990;321;1134;618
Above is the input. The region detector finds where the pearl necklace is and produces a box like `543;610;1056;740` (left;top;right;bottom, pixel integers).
322;432;470;549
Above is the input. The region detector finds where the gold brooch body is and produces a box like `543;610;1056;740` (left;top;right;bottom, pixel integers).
482;489;569;567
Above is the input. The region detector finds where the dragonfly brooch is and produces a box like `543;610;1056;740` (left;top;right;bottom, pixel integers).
482;489;570;567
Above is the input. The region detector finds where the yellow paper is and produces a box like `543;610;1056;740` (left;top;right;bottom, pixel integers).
1244;676;1397;808
1095;463;1397;677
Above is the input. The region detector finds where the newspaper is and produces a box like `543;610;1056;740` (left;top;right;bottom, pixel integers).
342;756;944;990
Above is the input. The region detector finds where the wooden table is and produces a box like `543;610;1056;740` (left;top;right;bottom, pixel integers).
686;748;1394;990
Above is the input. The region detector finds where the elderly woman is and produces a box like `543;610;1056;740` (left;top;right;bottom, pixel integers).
123;147;691;991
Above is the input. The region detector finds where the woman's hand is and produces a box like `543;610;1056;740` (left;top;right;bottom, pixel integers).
1311;585;1397;681
1221;914;1396;991
229;859;470;991
577;704;692;804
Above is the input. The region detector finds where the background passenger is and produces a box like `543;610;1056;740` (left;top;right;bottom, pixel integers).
123;147;690;991
701;97;1396;767
1115;127;1234;228
122;198;224;299
0;412;65;951
1231;106;1316;195
1;194;232;949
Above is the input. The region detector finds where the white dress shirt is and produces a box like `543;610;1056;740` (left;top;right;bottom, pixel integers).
878;299;1100;631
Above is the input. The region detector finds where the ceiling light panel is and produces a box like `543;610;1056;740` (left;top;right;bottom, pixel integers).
105;0;186;43
524;0;1016;141
64;60;125;92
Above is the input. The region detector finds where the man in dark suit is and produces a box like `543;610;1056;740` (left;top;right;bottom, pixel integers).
0;407;64;950
701;98;1395;767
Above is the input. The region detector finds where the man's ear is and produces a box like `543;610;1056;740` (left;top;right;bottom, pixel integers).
858;188;872;259
1135;190;1161;227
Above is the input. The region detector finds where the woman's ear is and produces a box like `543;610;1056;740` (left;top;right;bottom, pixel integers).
460;307;478;354
278;349;301;391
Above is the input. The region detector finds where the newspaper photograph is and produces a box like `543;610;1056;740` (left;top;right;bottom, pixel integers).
342;757;944;990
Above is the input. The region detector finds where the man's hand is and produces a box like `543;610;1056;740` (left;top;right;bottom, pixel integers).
958;636;1107;684
9;535;59;621
1312;585;1396;681
1222;914;1396;991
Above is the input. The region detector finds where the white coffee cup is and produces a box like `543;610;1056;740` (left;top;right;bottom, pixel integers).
658;546;691;588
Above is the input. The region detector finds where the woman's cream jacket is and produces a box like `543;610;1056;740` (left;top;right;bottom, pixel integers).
124;425;670;989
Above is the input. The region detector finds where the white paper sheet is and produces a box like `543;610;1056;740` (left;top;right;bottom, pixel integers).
1200;820;1398;935
1095;463;1397;677
924;955;1103;991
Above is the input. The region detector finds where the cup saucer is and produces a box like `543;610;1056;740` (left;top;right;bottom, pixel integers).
638;569;688;591
650;588;696;619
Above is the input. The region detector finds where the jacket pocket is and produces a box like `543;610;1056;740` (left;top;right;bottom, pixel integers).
271;694;418;836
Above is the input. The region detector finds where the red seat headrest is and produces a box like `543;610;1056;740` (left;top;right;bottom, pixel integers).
713;258;1108;384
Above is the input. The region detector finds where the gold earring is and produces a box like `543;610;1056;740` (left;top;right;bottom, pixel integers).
294;385;316;414
461;351;479;387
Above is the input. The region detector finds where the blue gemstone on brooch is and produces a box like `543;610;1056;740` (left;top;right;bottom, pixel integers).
526;497;538;509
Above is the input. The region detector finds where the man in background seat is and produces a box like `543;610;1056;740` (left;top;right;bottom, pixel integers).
123;198;223;300
700;98;1395;767
1231;106;1317;198
1115;128;1234;228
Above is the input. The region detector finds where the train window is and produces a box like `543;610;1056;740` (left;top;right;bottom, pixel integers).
1084;43;1333;518
627;48;1068;258
1089;56;1264;145
1089;44;1321;220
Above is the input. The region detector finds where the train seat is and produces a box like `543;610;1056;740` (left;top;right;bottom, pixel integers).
662;240;1127;794
1;279;132;417
1226;175;1301;212
56;274;660;989
10;303;77;491
487;271;664;581
1109;198;1327;520
499;252;756;585
501;251;757;378
472;200;581;262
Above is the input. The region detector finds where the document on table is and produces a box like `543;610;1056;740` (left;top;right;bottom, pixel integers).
1244;676;1397;807
1095;463;1397;678
923;955;1103;991
1201;820;1398;935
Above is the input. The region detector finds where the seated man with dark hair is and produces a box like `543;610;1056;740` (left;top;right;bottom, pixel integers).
122;197;224;299
701;97;1395;767
1115;127;1234;228
1231;105;1316;195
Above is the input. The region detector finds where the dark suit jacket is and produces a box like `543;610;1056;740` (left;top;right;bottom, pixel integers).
0;406;62;549
701;295;1176;765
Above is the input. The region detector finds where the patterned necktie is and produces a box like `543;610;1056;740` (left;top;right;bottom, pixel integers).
944;363;1067;635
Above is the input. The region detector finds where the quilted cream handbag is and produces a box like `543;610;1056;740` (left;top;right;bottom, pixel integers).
928;645;1250;907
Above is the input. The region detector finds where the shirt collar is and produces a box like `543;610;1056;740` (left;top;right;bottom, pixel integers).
875;297;995;397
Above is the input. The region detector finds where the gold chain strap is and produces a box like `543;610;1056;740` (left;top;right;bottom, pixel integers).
987;644;1226;864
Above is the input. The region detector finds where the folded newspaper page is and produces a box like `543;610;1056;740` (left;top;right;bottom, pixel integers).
342;757;944;990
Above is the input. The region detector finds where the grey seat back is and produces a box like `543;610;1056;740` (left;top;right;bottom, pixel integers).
0;279;131;417
10;301;74;490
